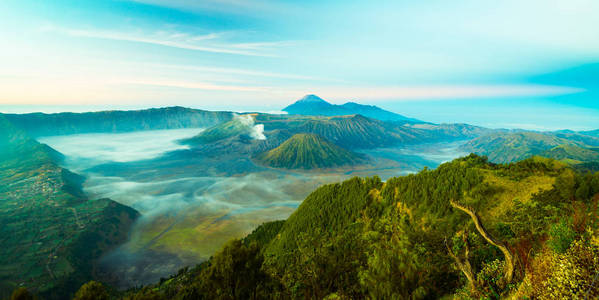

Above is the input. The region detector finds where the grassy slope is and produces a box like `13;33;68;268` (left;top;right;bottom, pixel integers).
254;133;365;169
0;116;139;299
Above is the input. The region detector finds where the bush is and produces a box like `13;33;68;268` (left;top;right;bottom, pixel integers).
547;220;576;254
520;238;599;299
72;281;109;300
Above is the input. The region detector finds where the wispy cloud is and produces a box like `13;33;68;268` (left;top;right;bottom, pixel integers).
40;25;289;57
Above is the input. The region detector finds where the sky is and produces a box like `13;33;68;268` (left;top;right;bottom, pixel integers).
0;0;598;130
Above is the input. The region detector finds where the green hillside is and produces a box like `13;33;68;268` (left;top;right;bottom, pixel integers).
254;133;365;169
540;144;599;163
461;131;599;167
461;132;571;163
108;155;599;300
0;116;139;299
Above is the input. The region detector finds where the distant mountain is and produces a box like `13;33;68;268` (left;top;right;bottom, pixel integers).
461;132;568;163
539;144;599;163
460;131;599;164
283;94;421;123
254;133;365;169
2;106;233;137
0;116;139;299
581;129;599;137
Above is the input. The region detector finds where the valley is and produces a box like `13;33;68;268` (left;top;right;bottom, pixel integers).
2;96;598;298
38;123;468;288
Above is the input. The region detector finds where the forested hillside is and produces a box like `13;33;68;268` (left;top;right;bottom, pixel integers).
64;154;599;299
0;116;139;299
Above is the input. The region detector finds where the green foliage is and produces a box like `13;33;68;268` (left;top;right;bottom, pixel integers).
476;260;505;299
242;220;285;247
267;176;382;257
72;281;109;300
521;238;599;299
547;220;577;254
359;212;431;299
198;239;272;299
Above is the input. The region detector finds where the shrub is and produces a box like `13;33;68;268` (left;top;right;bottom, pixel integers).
72;281;109;300
520;238;599;299
547;220;576;254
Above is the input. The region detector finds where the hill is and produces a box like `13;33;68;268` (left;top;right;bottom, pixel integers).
254;133;365;169
540;144;599;163
110;154;599;299
461;131;599;164
283;94;421;122
2;106;232;137
0;116;139;299
460;132;570;163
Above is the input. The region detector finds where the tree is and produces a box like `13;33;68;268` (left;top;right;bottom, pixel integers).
72;281;109;300
199;239;272;300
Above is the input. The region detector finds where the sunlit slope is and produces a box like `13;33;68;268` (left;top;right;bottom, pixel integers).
255;133;365;169
0;116;139;299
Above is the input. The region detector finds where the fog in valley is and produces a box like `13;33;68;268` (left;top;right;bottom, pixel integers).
40;129;467;288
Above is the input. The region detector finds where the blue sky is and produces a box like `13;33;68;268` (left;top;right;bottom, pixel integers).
0;0;598;130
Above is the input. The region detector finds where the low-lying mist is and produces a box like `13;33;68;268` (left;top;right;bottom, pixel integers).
40;129;349;288
40;129;468;288
39;129;201;171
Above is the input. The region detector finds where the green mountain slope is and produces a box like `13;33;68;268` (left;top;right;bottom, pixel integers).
0;116;139;299
540;144;599;163
461;131;599;165
460;132;570;163
254;133;365;169
115;155;599;299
